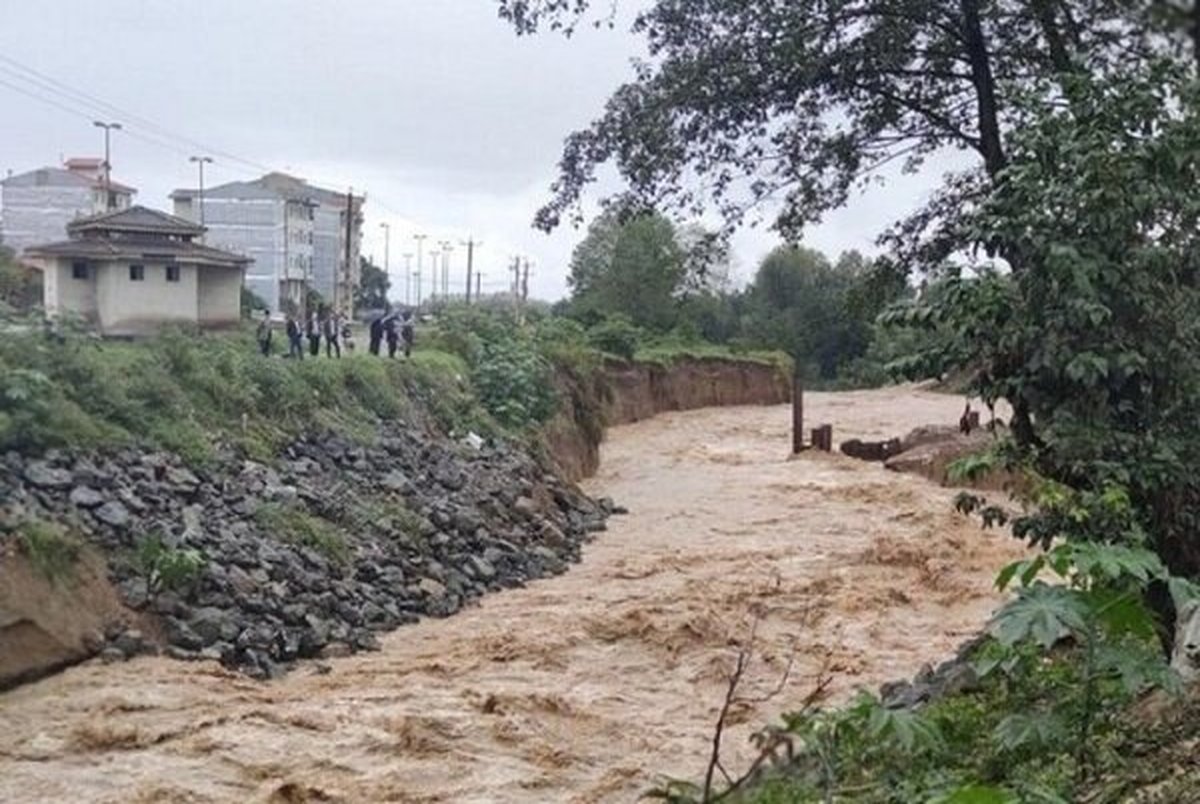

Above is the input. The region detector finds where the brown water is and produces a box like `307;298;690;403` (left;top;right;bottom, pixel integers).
0;386;1024;803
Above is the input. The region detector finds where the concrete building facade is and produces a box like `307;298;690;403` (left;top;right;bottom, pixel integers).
171;173;362;316
24;206;249;336
0;158;136;255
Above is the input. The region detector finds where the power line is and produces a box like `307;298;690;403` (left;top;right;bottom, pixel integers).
0;55;274;174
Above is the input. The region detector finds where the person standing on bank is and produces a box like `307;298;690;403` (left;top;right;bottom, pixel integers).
384;313;400;359
256;310;273;356
368;315;384;356
400;310;415;359
285;314;304;360
307;310;321;357
323;311;341;358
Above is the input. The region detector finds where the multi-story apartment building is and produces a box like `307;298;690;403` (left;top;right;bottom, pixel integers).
0;157;136;255
171;172;363;316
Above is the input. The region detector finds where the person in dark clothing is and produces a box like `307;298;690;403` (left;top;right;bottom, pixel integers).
400;311;415;359
307;311;321;357
323;312;341;358
285;314;304;359
384;314;400;358
368;316;384;356
256;311;273;356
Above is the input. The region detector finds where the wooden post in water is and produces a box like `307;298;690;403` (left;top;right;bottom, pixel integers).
792;369;804;454
811;424;833;452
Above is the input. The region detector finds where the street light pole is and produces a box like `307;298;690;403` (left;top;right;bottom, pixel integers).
379;222;391;304
413;234;427;308
402;253;414;307
188;156;213;234
93;120;122;209
438;240;453;298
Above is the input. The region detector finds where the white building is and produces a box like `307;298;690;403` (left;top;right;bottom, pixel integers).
171;172;362;316
1;158;136;255
24;206;249;337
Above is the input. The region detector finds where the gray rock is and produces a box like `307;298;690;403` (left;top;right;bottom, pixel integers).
467;556;496;581
99;646;127;664
418;577;447;598
380;470;409;492
24;461;73;489
95;501;131;528
68;486;105;509
190;607;239;645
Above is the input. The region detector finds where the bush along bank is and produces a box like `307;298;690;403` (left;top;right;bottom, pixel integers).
1;422;611;681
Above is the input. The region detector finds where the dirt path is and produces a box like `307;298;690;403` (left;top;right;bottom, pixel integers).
0;386;1024;803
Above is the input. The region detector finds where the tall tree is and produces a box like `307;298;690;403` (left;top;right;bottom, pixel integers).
355;256;390;312
497;1;1173;257
567;211;688;331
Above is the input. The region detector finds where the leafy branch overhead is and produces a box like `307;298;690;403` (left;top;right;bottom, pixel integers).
497;0;1197;247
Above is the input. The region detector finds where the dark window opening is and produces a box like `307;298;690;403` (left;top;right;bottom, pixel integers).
129;264;145;281
71;261;88;280
166;264;181;282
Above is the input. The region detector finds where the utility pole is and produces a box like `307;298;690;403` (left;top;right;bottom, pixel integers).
379;222;391;305
93;121;122;209
521;258;531;301
475;270;482;300
413;234;427;308
461;237;480;303
402;253;413;307
428;250;440;302
188;156;213;234
438;240;453;298
342;188;354;317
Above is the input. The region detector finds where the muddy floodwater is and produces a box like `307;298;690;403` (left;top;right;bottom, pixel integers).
0;386;1025;803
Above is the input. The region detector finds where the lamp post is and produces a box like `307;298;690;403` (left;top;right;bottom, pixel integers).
188;155;213;233
93;120;122;209
402;253;414;307
438;240;454;298
379;222;391;304
412;233;427;308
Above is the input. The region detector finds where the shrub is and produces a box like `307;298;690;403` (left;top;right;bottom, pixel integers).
17;521;83;583
132;534;206;595
586;315;643;360
254;502;350;565
472;337;558;429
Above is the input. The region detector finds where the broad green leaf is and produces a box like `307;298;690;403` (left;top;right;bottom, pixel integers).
990;584;1089;649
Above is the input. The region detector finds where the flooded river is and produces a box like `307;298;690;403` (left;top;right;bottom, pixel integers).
0;386;1024;803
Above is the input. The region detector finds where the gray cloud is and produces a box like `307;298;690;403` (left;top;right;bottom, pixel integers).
1;0;966;300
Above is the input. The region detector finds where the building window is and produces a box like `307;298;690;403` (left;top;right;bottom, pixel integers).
166;264;181;282
129;264;145;281
71;261;89;280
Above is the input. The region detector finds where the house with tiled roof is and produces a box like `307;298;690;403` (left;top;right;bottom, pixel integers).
0;158;137;254
24;205;250;336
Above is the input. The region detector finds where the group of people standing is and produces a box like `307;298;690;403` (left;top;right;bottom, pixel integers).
254;307;416;361
368;310;416;358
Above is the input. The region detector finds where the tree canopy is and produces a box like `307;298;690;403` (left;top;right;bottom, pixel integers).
498;1;1197;259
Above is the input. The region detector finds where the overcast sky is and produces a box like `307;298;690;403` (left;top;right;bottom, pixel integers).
1;1;964;301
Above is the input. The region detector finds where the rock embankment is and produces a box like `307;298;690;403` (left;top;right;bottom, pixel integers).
0;424;609;685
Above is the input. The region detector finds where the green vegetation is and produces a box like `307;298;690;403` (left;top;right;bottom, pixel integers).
497;1;1200;800
132;534;205;595
16;520;83;583
254;502;350;565
557;212;903;386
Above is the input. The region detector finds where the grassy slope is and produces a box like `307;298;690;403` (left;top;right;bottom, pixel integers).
0;325;489;464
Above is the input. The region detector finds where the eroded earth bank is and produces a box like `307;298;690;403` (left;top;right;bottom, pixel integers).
0;387;1024;803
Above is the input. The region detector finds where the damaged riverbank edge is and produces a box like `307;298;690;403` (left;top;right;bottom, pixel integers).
0;350;791;689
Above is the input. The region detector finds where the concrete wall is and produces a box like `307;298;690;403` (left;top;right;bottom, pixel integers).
95;260;199;336
39;257;100;321
197;267;243;326
179;196;282;313
1;184;94;253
